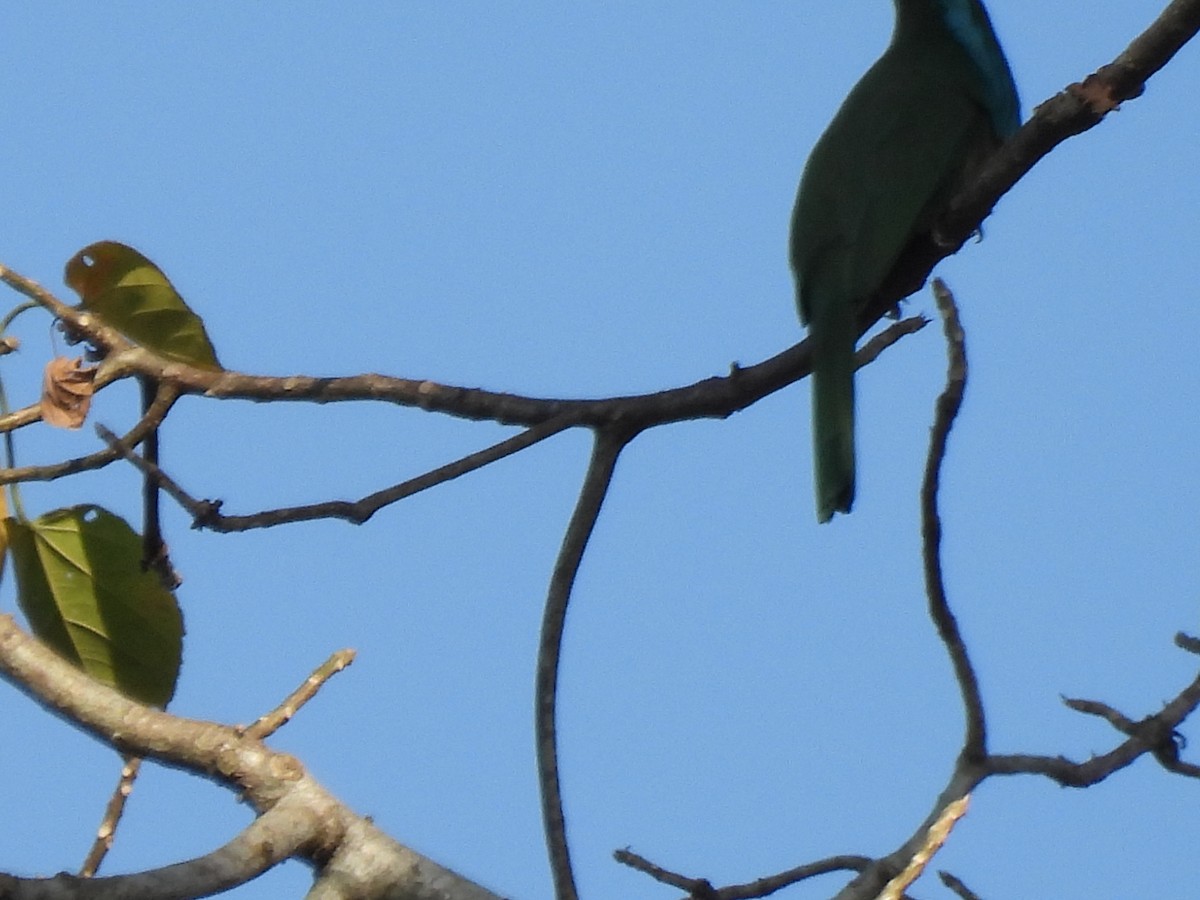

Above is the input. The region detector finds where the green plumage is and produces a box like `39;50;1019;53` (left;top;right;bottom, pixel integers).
789;0;1018;522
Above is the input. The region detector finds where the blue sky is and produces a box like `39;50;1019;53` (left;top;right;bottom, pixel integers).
2;3;1199;898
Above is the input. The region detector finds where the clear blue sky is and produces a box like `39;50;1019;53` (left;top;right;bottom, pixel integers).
3;3;1199;898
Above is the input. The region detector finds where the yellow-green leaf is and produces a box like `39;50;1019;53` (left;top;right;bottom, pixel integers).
64;241;222;370
7;505;184;707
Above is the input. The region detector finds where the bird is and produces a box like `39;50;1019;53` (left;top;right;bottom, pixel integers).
789;0;1020;523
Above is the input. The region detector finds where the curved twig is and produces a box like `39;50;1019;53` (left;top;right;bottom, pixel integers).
0;384;179;486
921;281;986;759
536;428;632;900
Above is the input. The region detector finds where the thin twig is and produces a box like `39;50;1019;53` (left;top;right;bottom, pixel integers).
78;319;924;539
0;403;45;434
613;846;920;900
89;320;920;535
612;849;718;896
100;413;577;531
921;279;986;759
939;870;984;900
988;648;1200;784
855;316;928;369
138;379;182;589
244;649;357;740
826;284;987;900
0;385;179;486
703;854;883;900
11;790;322;898
79;754;142;877
536;428;630;900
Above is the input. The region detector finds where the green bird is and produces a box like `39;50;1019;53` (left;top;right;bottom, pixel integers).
789;0;1020;522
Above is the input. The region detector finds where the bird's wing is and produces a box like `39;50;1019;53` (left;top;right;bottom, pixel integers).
792;51;988;322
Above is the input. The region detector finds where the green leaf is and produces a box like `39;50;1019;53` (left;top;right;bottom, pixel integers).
64;240;222;370
6;506;184;708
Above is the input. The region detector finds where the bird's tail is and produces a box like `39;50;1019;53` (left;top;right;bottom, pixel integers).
810;332;855;523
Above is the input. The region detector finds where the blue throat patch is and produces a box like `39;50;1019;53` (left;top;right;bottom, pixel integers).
938;0;1021;137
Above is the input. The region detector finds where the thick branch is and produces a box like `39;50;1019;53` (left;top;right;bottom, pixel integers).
0;792;317;899
0;617;502;900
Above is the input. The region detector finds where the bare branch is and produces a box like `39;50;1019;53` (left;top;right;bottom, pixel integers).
939;870;984;900
921;280;987;759
1176;632;1200;655
1;258;924;442
80;755;142;878
854;316;928;368
613;849;718;896
0;615;503;900
827;282;991;900
988;650;1200;784
613;848;893;900
711;856;890;900
0;792;315;899
99;413;575;531
99;320;920;535
537;428;631;900
0;402;46;434
244;649;357;740
0;385;179;486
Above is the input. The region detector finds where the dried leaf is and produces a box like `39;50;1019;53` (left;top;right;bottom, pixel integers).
41;356;98;429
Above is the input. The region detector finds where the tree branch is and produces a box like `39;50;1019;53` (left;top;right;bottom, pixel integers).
0;258;923;435
97;411;577;531
921;281;987;759
536;428;631;900
987;638;1200;785
0;385;179;486
0;616;502;900
80;755;142;877
244;649;357;741
0;792;317;899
